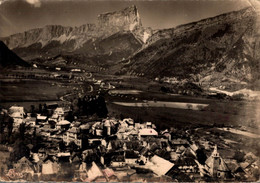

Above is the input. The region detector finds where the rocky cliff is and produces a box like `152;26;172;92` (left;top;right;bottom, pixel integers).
98;5;141;31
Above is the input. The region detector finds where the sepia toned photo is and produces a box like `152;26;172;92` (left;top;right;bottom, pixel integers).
0;0;259;182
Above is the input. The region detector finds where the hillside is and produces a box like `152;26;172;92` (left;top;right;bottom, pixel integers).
123;7;260;89
0;41;30;68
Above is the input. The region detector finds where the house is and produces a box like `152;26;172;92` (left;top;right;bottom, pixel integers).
161;129;171;141
83;162;107;182
122;118;134;128
56;120;70;130
225;159;246;179
205;145;231;179
240;160;260;179
125;150;139;165
175;157;198;173
9;106;25;116
110;155;126;167
80;123;92;134
25;117;36;126
31;153;40;164
38;148;47;158
103;168;118;182
138;128;158;139
92;122;103;136
103;119;112;136
88;138;102;148
144;155;175;176
146;122;152;128
63;127;82;148
166;167;194;182
135;122;141;129
36;115;47;125
9;106;25;127
170;151;181;161
171;138;189;147
37;156;59;175
176;145;186;154
53;107;66;119
103;118;117;135
13;157;35;176
56;152;71;162
189;143;199;157
42;160;59;175
10;112;24;127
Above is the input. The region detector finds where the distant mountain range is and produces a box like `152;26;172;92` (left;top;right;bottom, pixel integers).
2;5;149;62
1;4;259;88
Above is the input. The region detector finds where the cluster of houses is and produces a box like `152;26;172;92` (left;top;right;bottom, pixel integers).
0;104;259;182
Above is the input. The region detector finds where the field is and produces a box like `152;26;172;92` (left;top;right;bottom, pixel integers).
0;68;91;111
1;70;258;130
0;79;70;101
107;98;257;129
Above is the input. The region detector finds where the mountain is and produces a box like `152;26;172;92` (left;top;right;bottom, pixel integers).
1;5;151;62
97;5;141;32
123;6;260;88
0;41;30;68
1;4;260;89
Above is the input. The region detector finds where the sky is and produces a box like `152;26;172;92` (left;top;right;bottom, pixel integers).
0;0;252;37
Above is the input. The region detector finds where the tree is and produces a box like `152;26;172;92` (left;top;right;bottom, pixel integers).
43;104;48;116
65;111;74;122
233;150;245;163
96;96;108;118
7;117;13;137
38;104;42;113
10;139;30;162
119;113;125;120
59;141;66;152
30;105;36;117
19;123;26;140
0;112;5;133
68;141;78;153
77;98;82;109
196;147;207;165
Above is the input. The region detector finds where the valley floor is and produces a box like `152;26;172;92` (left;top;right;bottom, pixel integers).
0;67;259;182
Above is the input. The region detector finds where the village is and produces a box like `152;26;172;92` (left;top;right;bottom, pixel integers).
0;99;259;182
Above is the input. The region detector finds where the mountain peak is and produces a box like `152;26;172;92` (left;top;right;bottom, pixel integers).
97;5;141;31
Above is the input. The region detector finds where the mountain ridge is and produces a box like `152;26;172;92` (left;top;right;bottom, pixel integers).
1;5;151;61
